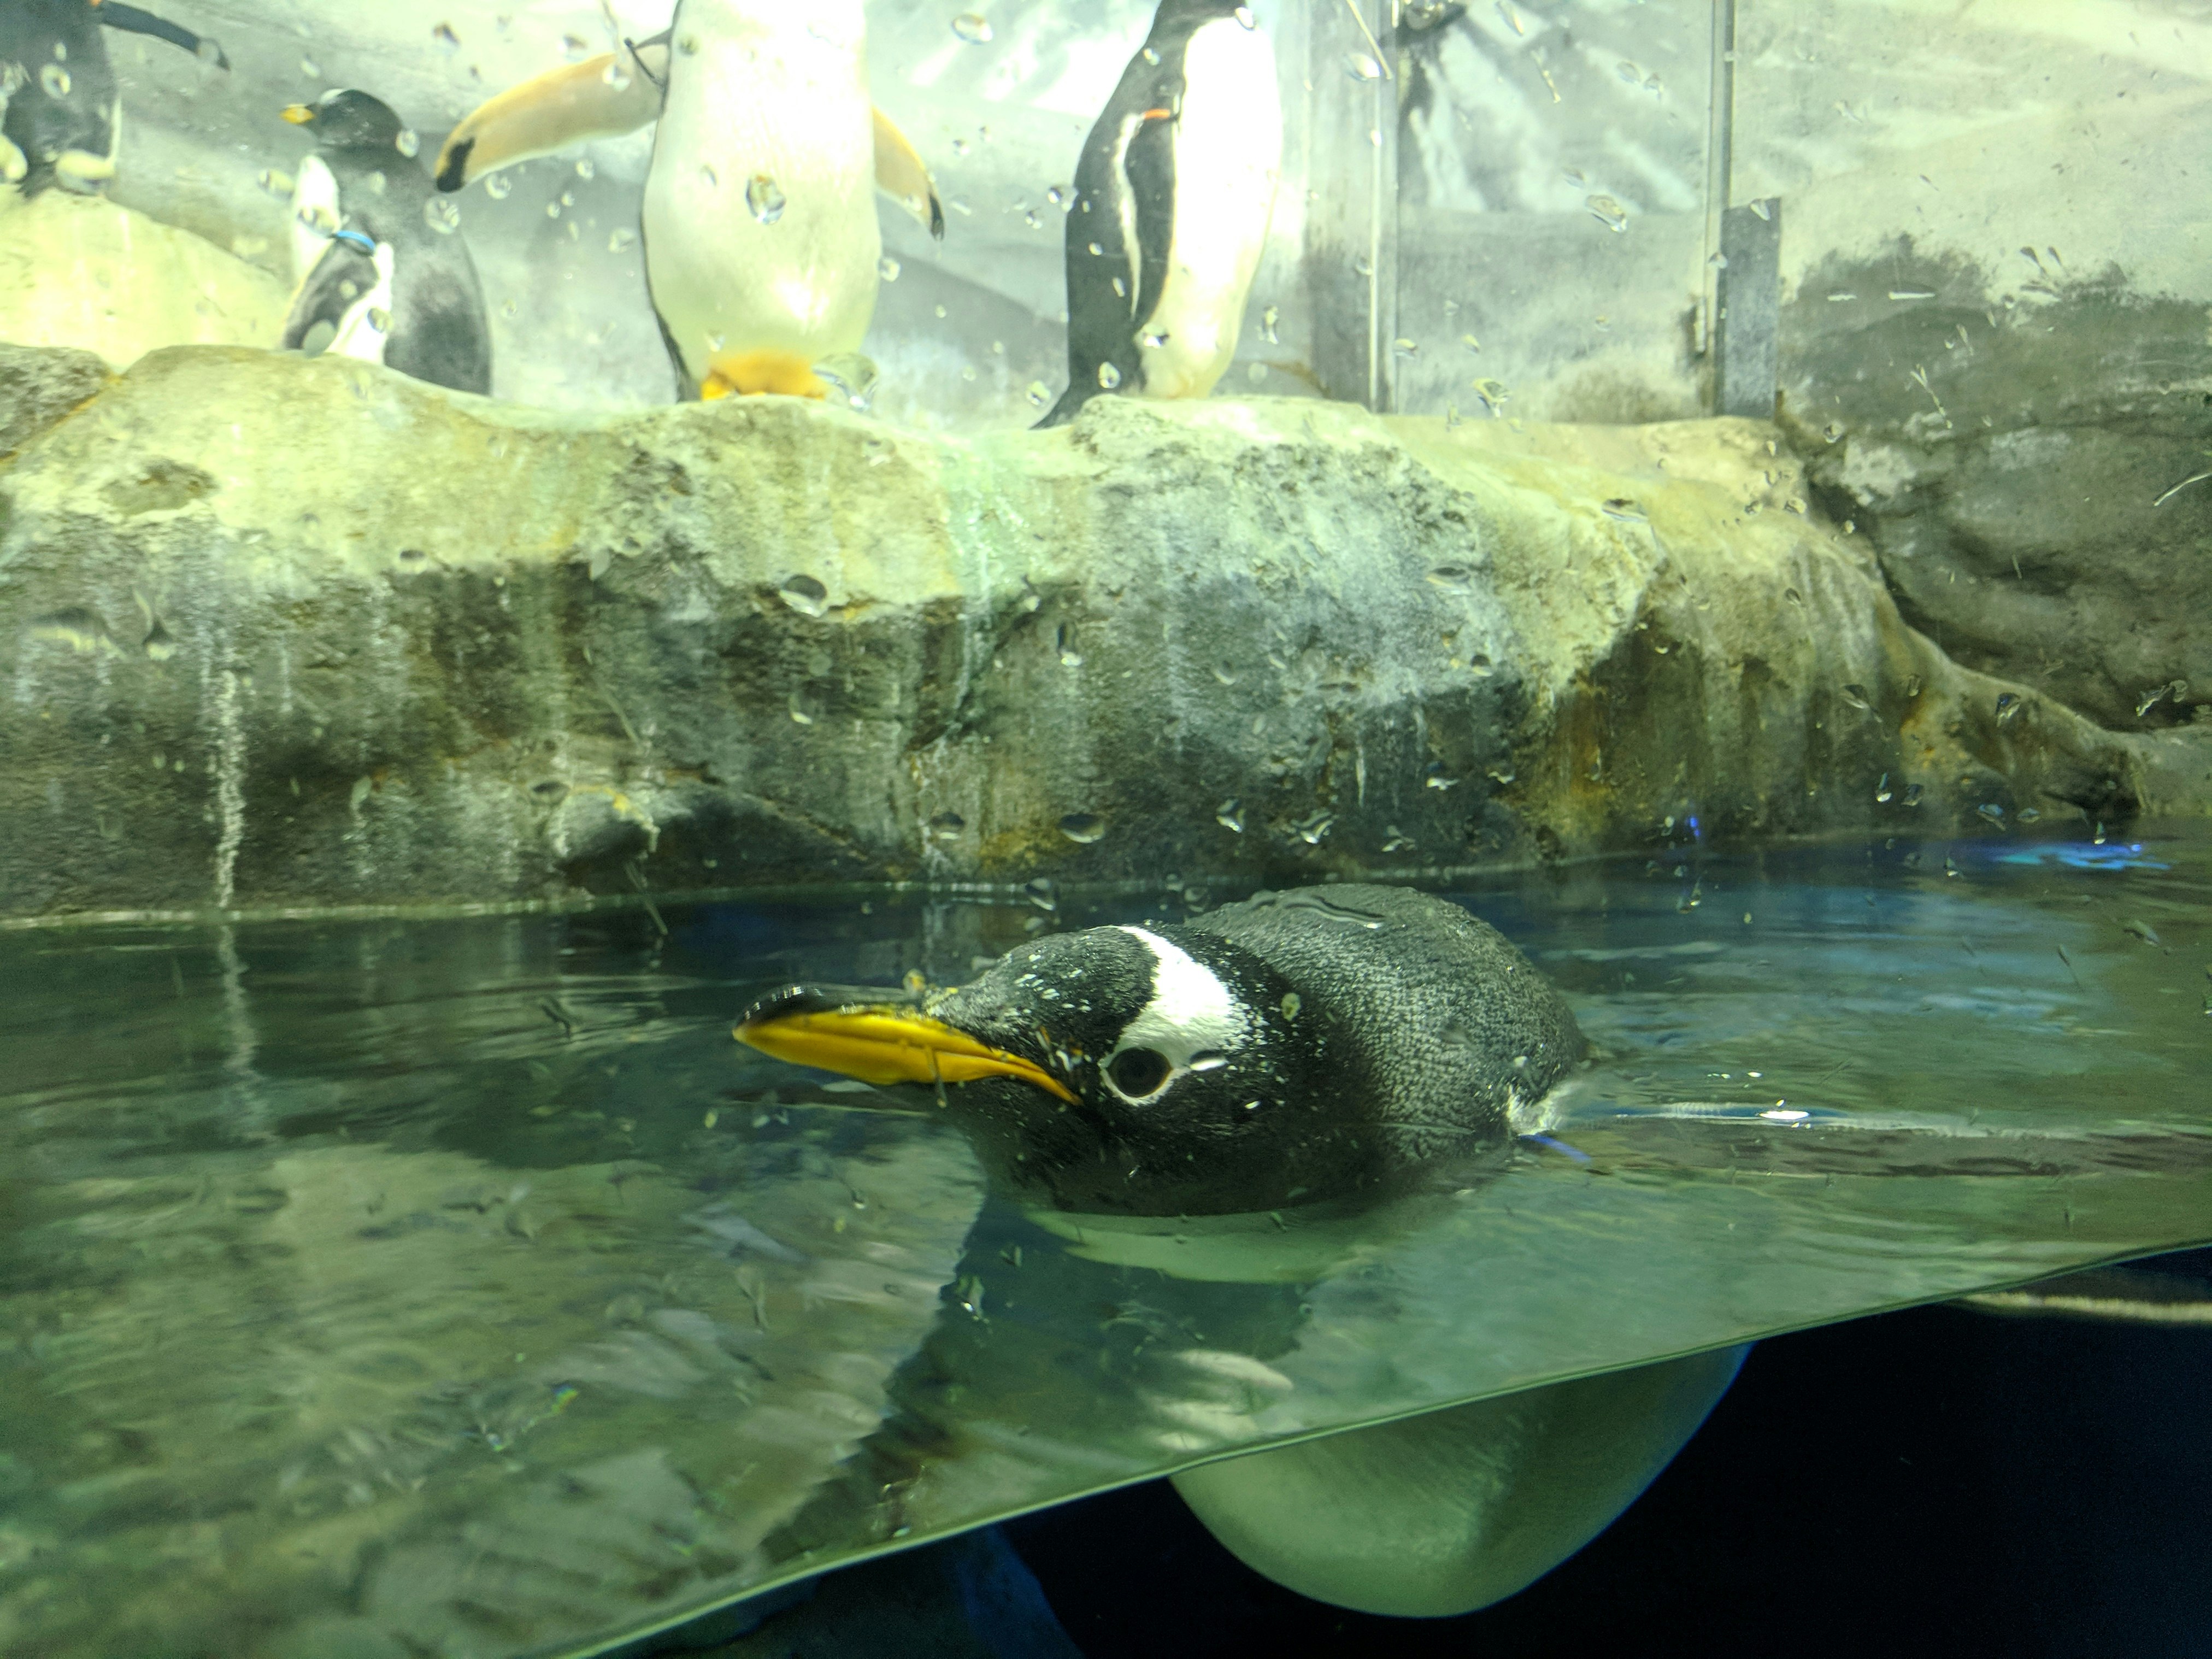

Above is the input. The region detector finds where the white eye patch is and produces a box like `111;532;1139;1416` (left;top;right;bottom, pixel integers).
1102;927;1250;1103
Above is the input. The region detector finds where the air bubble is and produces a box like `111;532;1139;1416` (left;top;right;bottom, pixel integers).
746;174;786;223
778;575;829;617
1586;195;1629;232
1058;812;1105;844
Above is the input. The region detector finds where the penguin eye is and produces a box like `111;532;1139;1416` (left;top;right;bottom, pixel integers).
1105;1046;1173;1099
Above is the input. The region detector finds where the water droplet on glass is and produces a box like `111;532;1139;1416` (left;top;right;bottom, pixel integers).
501;298;517;320
365;307;391;333
195;38;222;63
475;169;510;199
395;129;421;159
1026;381;1051;408
1903;673;1923;698
559;190;575;208
1460;333;1481;354
1599;497;1646;522
1902;783;1924;807
787;689;813;725
298;57;320;79
1058;812;1105;844
257;168;295;198
1344;51;1383;81
699;163;718;189
746;174;786;223
545;201;562;219
562;33;590;61
1142;46;1161;64
1889;288;1935;301
575;158;596;180
1874;773;1893;802
946;196;972;215
1215;799;1246;833
873;254;901;283
1976;803;2005;825
1236;5;1257;27
1425;762;1458;791
603;62;631;91
608;226;636;252
1097;362;1122;390
1111;276;1127;299
928;811;966;838
815;352;878;411
952;12;993;44
1294;811;1334;845
1141;328;1168;349
1995;691;2023;722
422;197;460;234
1086;240;1104;257
1392;337;1419;357
1472;378;1510;415
1821;421;1843;443
40;63;70;98
1426;564;1473;591
950;137;971;158
1382;826;1416;853
1707;251;1728;269
778;575;829;618
1840;683;1871;711
1586;195;1629;233
1023;208;1043;230
432;22;460;52
1352;255;1374;277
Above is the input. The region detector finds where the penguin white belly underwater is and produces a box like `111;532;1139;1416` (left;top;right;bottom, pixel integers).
642;0;879;400
737;884;1744;1616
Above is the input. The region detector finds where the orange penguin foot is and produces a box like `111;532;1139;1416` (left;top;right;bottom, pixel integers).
699;350;829;401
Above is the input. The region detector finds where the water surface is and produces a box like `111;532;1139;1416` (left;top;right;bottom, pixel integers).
2;829;2207;1657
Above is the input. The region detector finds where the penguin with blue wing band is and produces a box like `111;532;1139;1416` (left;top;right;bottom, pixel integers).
432;1;943;403
280;91;490;397
1039;0;1281;427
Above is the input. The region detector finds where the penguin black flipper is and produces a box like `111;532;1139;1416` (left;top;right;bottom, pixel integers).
279;238;379;354
98;3;228;69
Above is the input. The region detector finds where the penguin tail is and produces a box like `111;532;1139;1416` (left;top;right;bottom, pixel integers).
1033;385;1094;430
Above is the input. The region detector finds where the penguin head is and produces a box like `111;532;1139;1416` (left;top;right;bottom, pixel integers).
283;89;409;157
738;922;1373;1217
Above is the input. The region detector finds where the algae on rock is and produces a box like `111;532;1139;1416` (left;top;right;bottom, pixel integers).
0;342;2198;921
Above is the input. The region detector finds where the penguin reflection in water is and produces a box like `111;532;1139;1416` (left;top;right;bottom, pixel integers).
278;90;491;397
1037;0;1282;427
1;0;227;196
432;0;943;402
738;885;1746;1619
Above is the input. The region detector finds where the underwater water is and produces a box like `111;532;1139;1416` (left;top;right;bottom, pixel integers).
2;827;2206;1657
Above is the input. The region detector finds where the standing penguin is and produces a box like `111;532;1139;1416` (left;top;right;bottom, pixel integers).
1037;0;1282;428
279;90;491;397
431;1;943;402
1;0;227;196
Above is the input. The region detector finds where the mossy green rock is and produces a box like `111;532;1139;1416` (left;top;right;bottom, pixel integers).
0;344;2199;920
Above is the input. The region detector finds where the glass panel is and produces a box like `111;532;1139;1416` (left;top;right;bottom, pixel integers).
3;832;2206;1656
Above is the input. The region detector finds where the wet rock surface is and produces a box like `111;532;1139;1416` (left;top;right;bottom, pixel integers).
0;342;2202;921
1776;243;2212;737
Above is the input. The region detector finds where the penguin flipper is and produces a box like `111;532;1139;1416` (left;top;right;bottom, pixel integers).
280;239;379;354
872;108;944;239
1121;109;1179;351
97;3;228;69
433;52;664;193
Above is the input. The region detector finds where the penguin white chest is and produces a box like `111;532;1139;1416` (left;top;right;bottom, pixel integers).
1137;17;1281;401
642;0;880;387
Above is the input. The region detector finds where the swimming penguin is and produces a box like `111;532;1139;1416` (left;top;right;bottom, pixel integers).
430;1;944;402
738;884;1584;1216
1036;0;1282;429
278;90;491;397
739;886;1749;1619
1;0;227;196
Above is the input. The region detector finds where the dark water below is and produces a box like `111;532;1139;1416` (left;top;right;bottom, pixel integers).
2;829;2207;1657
